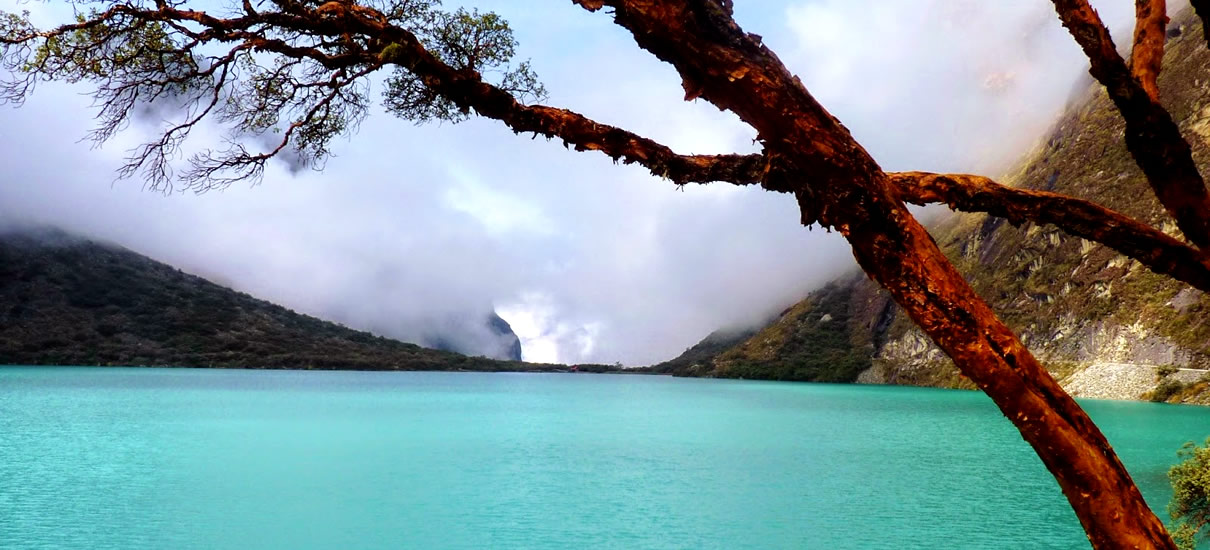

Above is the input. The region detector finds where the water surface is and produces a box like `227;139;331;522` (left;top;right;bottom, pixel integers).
2;367;1207;549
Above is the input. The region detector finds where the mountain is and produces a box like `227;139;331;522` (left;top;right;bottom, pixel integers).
487;313;524;361
651;325;760;377
419;311;523;361
0;226;547;371
654;8;1210;404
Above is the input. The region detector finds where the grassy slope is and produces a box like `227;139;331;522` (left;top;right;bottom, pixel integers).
650;277;893;382
0;228;581;372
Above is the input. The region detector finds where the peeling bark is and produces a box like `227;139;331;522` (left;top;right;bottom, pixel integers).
1051;0;1210;251
890;171;1210;293
2;2;770;188
26;2;1205;293
10;1;1209;546
265;12;771;187
575;0;1176;547
1131;0;1168;102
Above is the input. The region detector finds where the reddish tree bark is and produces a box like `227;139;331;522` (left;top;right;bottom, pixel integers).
1051;0;1210;251
1131;0;1168;102
573;1;1176;547
10;1;1210;547
11;2;1203;292
889;172;1210;293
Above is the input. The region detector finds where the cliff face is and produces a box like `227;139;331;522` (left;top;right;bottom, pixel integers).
420;311;524;362
656;10;1210;404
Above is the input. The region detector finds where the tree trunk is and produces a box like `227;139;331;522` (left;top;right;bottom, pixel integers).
842;170;1176;549
579;1;1180;547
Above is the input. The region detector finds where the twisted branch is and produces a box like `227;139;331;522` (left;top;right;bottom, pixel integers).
574;1;1178;547
890;171;1210;293
1051;0;1210;250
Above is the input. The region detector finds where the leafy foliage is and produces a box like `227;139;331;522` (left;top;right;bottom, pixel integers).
0;0;545;191
1152;379;1189;403
384;7;544;123
1159;364;1182;379
1169;438;1210;550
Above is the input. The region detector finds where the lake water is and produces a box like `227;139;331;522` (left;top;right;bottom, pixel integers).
1;367;1208;549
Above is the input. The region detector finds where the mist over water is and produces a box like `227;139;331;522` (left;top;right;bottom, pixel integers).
0;1;1154;364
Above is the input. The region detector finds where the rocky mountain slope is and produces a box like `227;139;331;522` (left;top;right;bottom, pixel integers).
655;9;1210;404
0;227;550;371
420;311;523;362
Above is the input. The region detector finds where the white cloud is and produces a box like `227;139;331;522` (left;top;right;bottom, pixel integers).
443;168;554;236
0;0;1153;365
496;292;601;364
779;0;1136;173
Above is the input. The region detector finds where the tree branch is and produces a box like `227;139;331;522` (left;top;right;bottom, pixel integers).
9;2;1206;299
353;17;768;186
889;171;1210;293
125;3;768;187
1131;0;1167;101
1051;0;1210;250
575;1;1177;547
1191;0;1210;46
2;1;1199;545
1;2;769;189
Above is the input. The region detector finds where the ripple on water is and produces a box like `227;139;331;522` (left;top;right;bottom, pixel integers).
1;367;1206;550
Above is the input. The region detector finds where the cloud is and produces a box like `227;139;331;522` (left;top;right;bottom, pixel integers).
497;292;602;364
775;0;1137;174
0;0;1151;365
442;168;555;236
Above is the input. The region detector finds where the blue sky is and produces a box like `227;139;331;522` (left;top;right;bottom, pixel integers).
0;0;1141;364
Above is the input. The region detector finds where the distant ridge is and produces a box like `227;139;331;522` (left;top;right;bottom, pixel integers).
0;226;557;372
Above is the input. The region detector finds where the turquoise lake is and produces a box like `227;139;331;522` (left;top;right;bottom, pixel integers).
2;367;1208;549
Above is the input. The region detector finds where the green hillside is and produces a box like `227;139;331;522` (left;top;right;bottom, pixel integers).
0;227;563;372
